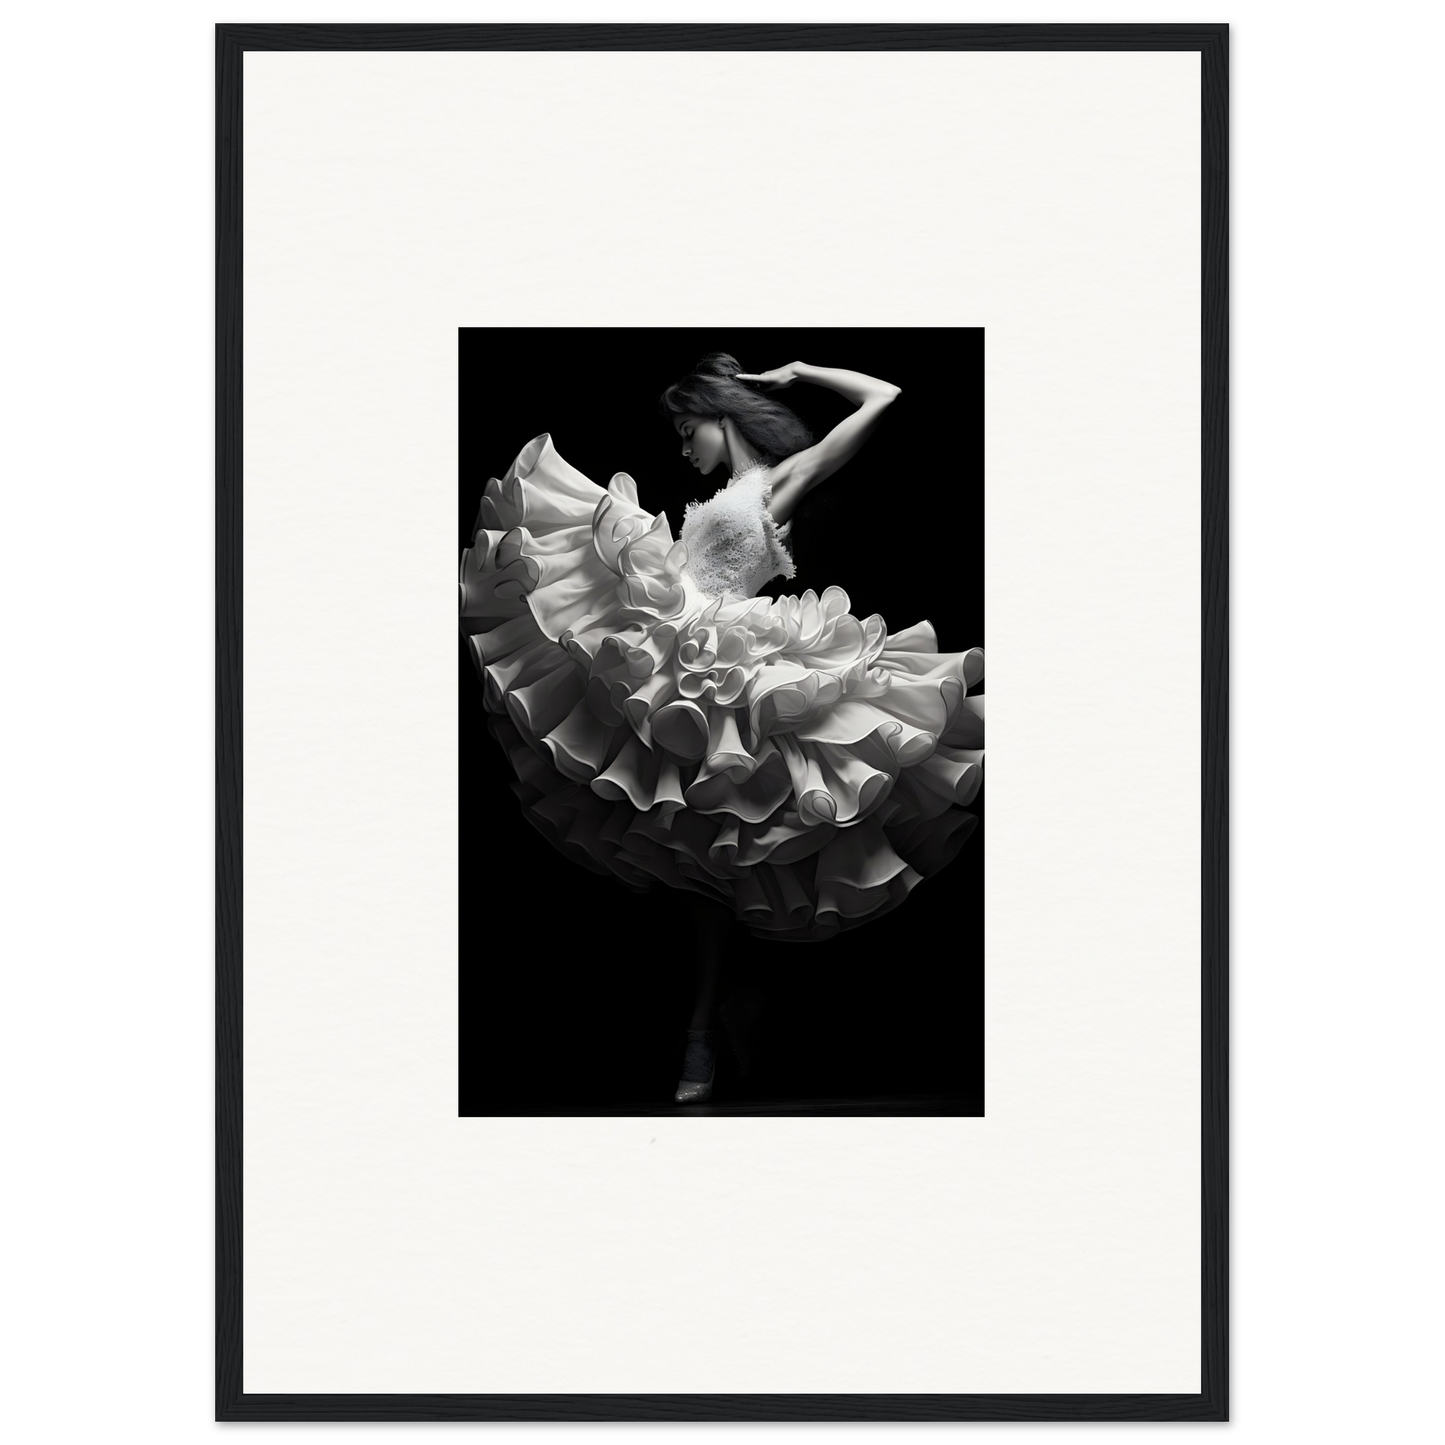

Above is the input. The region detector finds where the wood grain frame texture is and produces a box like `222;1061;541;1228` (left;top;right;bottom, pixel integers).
216;22;1228;1423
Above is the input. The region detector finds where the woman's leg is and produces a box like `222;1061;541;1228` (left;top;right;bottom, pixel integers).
688;893;726;1029
675;894;728;1102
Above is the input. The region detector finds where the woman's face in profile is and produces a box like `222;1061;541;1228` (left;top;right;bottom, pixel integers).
672;412;727;477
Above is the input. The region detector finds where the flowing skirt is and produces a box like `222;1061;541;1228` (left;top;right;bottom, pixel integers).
460;434;984;941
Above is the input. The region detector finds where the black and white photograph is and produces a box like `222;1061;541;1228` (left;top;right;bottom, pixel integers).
459;329;985;1114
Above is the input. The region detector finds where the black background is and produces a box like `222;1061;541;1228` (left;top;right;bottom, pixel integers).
459;329;983;1114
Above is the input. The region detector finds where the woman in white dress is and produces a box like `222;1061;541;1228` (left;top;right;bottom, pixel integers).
459;354;983;1103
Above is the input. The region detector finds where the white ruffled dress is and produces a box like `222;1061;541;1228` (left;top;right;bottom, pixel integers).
460;434;984;941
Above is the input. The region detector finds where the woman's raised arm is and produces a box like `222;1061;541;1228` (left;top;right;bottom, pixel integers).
735;361;901;525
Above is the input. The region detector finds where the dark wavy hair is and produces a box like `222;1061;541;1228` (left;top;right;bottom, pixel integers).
658;353;813;464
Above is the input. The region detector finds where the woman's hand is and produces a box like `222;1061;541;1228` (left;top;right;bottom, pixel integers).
734;362;802;391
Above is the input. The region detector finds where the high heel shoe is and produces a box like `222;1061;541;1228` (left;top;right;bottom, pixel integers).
674;1028;717;1104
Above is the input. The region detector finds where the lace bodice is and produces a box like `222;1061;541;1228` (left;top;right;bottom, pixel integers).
679;461;796;601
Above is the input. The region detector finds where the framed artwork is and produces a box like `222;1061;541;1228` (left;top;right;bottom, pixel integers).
218;22;1227;1421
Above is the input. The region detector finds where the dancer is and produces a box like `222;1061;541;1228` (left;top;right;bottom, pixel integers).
460;354;983;1103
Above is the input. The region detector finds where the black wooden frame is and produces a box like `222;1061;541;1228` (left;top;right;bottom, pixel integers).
217;22;1227;1423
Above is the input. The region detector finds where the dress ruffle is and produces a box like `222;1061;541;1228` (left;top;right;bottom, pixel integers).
460;433;984;941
